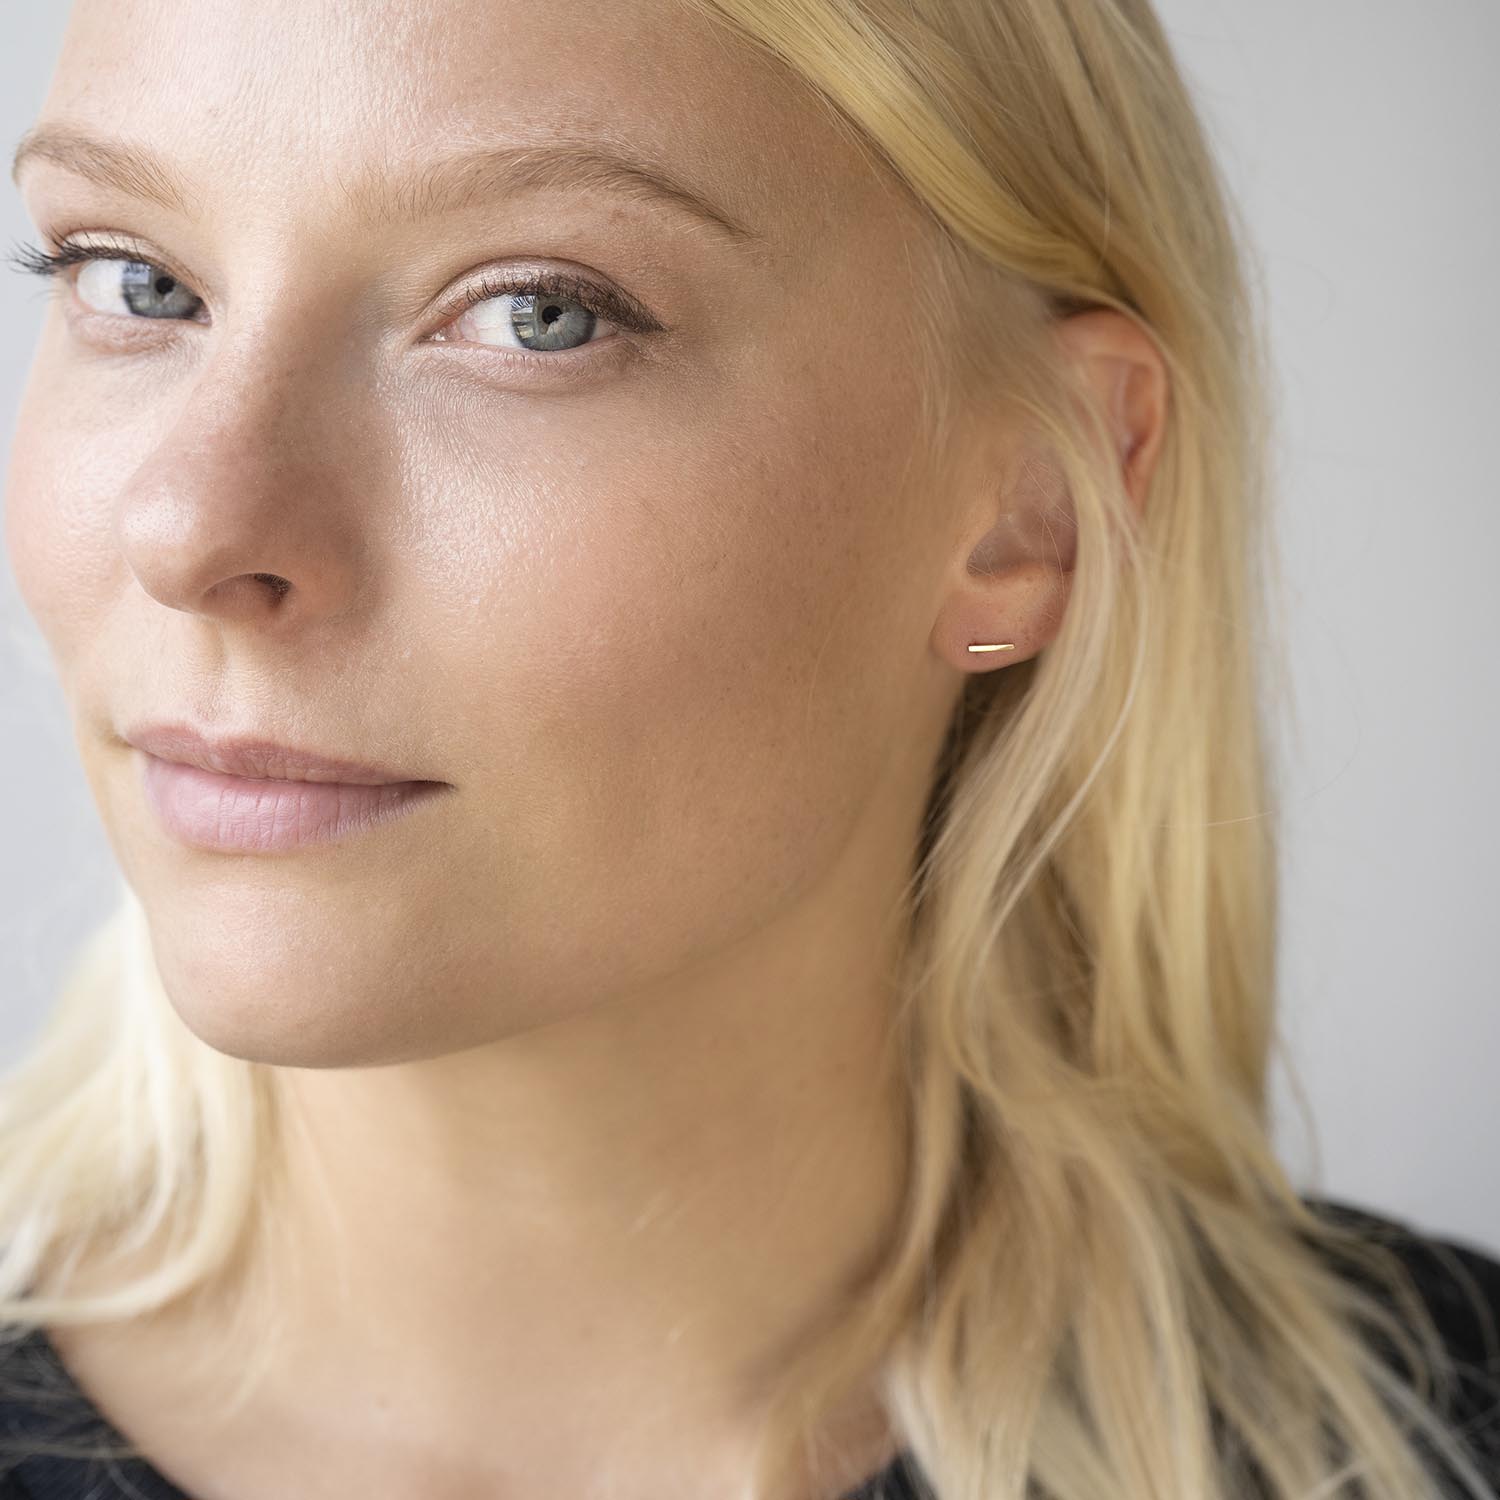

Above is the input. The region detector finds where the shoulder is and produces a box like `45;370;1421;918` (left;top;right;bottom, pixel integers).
1300;1194;1500;1476
0;1322;162;1499
854;1194;1500;1500
1301;1195;1500;1364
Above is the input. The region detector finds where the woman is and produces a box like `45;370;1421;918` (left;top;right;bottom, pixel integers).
0;0;1494;1497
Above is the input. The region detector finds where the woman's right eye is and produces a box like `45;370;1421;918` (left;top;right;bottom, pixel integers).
2;241;208;323
73;255;205;322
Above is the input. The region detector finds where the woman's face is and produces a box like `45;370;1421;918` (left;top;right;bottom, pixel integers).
6;0;979;1065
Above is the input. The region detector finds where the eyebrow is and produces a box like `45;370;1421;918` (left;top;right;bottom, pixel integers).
10;122;763;246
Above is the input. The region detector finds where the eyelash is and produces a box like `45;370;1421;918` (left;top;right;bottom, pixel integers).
2;237;662;353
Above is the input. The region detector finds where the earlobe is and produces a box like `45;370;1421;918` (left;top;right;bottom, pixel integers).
931;555;1076;674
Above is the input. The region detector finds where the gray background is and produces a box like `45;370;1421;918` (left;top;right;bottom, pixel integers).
1;4;1495;1250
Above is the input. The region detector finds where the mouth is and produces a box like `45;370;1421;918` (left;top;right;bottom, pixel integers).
121;722;438;786
121;722;450;853
137;754;450;854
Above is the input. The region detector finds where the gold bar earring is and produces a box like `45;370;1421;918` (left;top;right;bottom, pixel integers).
966;643;1017;653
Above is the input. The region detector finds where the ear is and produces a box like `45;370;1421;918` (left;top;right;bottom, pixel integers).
929;308;1169;673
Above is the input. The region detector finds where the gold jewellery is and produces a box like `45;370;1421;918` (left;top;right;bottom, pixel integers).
966;643;1017;653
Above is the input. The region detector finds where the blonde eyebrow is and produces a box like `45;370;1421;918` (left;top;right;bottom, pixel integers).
11;123;197;218
10;122;763;246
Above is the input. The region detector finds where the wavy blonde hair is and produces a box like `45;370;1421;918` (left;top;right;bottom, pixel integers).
0;2;1496;1499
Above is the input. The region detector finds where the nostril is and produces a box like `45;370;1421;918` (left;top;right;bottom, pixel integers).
251;573;292;599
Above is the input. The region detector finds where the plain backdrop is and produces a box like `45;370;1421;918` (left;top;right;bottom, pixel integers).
0;4;1495;1252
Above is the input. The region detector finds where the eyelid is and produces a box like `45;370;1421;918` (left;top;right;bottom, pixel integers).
48;232;201;296
429;262;666;339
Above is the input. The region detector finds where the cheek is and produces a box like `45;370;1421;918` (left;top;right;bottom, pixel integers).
406;369;933;975
2;353;124;678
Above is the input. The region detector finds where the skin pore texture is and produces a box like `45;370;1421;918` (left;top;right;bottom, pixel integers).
4;1;1167;1498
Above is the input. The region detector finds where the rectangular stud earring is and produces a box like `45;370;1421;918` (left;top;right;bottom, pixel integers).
966;643;1017;653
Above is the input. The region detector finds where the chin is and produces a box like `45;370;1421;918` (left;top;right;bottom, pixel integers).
146;948;431;1070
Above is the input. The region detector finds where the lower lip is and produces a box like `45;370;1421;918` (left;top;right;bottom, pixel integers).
139;753;448;853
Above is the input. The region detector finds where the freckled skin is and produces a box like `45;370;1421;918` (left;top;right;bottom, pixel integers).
5;0;1164;1494
8;0;966;1068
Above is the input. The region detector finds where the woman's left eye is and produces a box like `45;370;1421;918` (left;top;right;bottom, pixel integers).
437;274;634;356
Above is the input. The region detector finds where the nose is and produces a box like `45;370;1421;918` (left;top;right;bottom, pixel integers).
113;340;380;629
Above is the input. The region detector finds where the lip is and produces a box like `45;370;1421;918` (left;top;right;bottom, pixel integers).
123;723;432;785
123;723;450;854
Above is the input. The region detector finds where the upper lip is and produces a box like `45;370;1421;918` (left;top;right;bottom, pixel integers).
123;723;438;786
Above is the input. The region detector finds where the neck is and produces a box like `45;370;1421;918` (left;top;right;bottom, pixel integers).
46;812;921;1500
238;847;911;1495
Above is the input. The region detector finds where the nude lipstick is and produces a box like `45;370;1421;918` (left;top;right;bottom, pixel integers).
125;723;450;854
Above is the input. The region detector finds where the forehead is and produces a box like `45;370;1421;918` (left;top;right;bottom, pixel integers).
39;0;887;244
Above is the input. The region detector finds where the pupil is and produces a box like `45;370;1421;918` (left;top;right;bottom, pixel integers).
541;302;561;325
154;276;175;295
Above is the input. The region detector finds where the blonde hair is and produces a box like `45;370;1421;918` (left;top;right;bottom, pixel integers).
0;2;1496;1498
